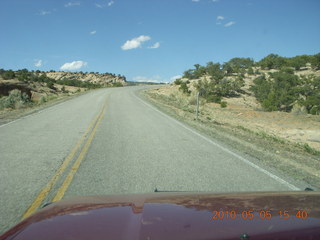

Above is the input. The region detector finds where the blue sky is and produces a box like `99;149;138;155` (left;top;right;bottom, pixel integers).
0;0;319;83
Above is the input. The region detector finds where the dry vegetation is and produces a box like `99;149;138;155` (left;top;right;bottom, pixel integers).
0;68;126;124
142;54;320;188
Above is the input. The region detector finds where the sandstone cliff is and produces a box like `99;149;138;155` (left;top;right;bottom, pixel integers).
45;71;127;86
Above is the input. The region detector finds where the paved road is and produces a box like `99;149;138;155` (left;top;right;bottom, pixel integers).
0;86;300;233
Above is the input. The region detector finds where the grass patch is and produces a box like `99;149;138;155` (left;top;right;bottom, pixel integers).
303;143;320;156
256;131;286;144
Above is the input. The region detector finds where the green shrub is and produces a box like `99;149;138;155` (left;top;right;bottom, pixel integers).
179;82;191;94
250;70;300;112
46;81;56;90
112;82;123;87
247;67;254;75
174;78;182;85
220;101;227;108
61;86;67;93
310;53;320;70
303;143;320;155
280;67;294;74
310;106;319;115
206;94;221;103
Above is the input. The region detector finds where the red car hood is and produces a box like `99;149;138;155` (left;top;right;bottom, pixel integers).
1;191;320;240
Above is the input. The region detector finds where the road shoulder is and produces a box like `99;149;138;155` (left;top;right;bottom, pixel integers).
137;87;320;190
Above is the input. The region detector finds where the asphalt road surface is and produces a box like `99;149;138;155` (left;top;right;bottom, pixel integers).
0;86;301;233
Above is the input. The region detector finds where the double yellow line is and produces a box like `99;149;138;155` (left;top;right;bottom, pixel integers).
22;100;108;219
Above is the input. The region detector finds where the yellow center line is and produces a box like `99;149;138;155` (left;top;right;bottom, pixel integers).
52;102;107;202
21;100;107;219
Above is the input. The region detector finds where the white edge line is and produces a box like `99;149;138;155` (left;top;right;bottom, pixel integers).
135;94;300;191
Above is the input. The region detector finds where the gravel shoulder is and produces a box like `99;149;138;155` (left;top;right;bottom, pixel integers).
140;86;320;190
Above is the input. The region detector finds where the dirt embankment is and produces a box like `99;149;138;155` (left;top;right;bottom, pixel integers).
0;78;87;125
142;85;320;189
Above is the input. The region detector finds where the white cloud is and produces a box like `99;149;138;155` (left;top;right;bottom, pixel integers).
224;21;236;27
65;2;80;7
148;42;160;49
95;3;104;8
34;60;43;67
39;10;51;15
60;61;87;71
90;30;97;35
192;0;200;2
133;75;161;83
212;0;219;2
216;15;224;24
121;35;151;50
95;1;113;8
170;75;182;82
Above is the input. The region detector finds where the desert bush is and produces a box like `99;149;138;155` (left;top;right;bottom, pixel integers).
112;82;123;87
38;96;47;105
46;81;56;90
179;82;191;94
220;101;227;108
247;67;254;75
0;89;30;109
296;75;320;115
61;86;67;93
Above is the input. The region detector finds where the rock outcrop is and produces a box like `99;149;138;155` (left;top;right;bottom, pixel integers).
0;80;33;98
45;72;126;86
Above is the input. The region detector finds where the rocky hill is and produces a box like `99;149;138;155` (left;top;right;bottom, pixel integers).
0;69;127;109
45;71;127;86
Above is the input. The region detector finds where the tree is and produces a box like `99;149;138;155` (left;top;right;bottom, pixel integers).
250;70;300;111
193;64;206;78
206;62;224;81
258;54;287;69
222;62;234;74
183;69;196;79
225;57;254;72
2;70;15;80
310;53;320;70
288;56;305;70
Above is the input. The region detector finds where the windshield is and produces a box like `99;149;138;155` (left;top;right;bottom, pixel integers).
0;0;319;234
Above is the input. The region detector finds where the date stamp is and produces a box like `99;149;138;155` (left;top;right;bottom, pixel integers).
211;210;308;220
